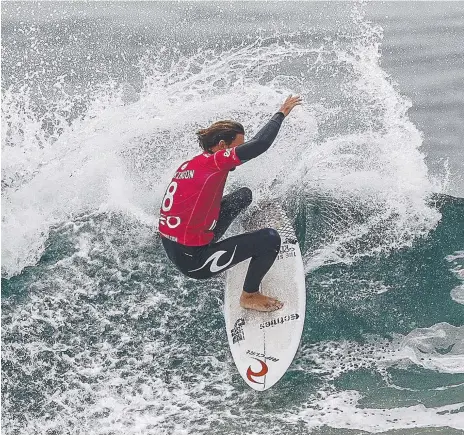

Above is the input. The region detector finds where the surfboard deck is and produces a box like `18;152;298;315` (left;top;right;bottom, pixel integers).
224;202;306;391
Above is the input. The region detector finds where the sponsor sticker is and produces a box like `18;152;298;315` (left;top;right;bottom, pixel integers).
231;318;245;344
284;237;298;245
259;313;299;329
276;244;296;261
246;349;279;362
159;215;181;229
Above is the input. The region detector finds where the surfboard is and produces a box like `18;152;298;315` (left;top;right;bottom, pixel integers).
224;202;306;391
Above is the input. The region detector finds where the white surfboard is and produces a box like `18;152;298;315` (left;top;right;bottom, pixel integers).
224;202;306;391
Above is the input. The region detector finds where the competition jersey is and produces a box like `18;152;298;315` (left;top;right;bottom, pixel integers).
158;147;242;246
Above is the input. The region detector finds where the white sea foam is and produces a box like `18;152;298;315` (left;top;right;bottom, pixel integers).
287;390;464;433
389;323;464;374
298;323;464;382
4;247;463;435
446;251;464;305
291;323;464;432
451;286;464;305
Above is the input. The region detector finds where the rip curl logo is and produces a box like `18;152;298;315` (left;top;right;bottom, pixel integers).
188;246;237;273
246;358;268;384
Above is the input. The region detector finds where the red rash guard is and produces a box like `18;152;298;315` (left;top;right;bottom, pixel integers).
158;147;242;246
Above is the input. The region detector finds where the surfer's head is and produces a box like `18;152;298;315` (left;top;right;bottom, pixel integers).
196;120;245;154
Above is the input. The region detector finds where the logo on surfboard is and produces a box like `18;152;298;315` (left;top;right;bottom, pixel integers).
246;358;269;384
231;318;245;344
246;349;279;362
259;313;299;330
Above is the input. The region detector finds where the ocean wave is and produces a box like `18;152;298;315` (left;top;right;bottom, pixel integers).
2;10;446;277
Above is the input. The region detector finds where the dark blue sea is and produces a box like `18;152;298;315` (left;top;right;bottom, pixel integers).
2;2;463;434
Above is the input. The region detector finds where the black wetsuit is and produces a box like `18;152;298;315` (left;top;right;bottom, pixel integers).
161;112;285;292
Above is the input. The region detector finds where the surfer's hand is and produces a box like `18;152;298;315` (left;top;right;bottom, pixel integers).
278;95;302;117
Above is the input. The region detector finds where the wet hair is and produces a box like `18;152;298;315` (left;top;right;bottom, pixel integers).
196;120;245;153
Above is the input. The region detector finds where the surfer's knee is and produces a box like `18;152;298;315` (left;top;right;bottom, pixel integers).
260;228;281;250
238;187;252;206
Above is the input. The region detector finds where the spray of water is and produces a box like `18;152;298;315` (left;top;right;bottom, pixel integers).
2;19;445;277
2;4;455;433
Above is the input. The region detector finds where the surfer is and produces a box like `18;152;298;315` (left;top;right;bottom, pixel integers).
159;95;302;312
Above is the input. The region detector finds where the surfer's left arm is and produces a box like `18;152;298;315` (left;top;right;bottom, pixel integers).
235;95;302;163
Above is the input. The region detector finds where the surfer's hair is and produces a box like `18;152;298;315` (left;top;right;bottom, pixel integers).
196;120;245;153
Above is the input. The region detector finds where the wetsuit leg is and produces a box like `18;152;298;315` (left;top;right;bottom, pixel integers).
161;227;281;293
212;187;252;242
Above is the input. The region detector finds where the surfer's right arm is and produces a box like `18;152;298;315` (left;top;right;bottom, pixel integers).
235;95;302;163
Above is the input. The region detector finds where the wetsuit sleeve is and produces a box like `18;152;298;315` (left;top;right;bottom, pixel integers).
235;112;285;163
212;147;243;171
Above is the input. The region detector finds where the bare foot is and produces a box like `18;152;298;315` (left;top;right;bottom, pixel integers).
240;291;283;312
